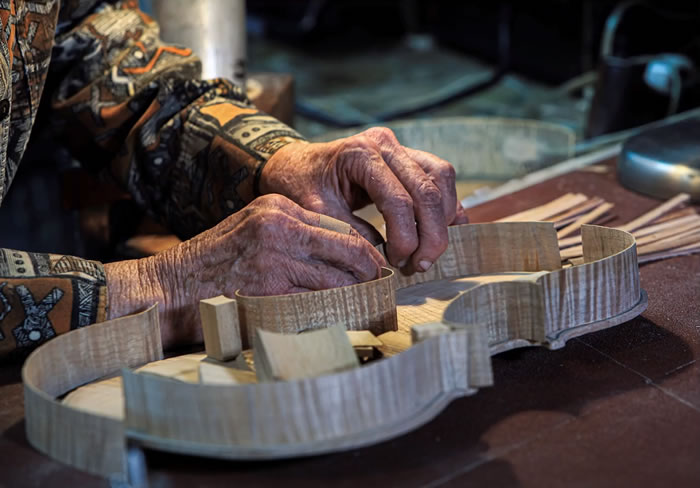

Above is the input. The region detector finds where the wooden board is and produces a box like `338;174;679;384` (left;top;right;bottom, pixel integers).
23;222;647;481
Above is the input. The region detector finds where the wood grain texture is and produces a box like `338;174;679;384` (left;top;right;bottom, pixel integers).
200;296;241;361
495;193;588;222
542;225;642;347
556;202;613;239
618;193;690;232
199;358;257;385
253;325;359;382
122;329;483;460
24;223;647;478
549;197;605;228
22;306;163;481
384;222;562;289
235;268;397;347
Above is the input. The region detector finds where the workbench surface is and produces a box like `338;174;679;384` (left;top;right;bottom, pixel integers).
2;159;699;487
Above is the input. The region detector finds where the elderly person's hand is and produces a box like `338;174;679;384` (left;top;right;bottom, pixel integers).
105;194;386;347
260;127;468;273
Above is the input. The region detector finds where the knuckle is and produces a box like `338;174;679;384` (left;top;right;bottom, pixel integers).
255;193;294;209
347;235;369;259
437;163;456;182
416;180;443;207
386;192;414;213
341;135;379;155
247;209;291;239
363;126;397;145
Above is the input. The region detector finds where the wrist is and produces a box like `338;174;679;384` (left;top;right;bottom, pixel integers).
105;257;163;319
258;141;309;195
105;255;194;349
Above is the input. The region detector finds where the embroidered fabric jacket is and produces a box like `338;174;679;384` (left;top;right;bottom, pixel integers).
0;0;305;359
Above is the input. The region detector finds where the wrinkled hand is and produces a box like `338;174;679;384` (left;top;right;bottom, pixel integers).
105;194;385;347
261;127;468;272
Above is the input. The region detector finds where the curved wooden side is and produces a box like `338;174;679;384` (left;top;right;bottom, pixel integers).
235;268;397;347
541;225;644;348
386;222;562;289
233;223;561;348
22;222;648;476
121;327;491;459
22;306;162;481
441;225;644;352
442;277;547;347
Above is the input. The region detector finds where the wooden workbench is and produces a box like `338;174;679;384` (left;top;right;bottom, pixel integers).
1;158;699;487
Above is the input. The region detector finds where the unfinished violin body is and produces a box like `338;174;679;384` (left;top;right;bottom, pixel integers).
22;222;647;482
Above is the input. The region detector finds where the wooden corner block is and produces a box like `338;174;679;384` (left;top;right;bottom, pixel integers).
199;295;241;362
411;322;451;344
254;325;359;382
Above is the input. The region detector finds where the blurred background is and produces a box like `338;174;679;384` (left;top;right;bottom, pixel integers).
2;0;700;259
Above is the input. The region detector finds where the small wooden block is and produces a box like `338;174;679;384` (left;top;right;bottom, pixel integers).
411;322;451;344
254;325;360;382
198;358;257;385
199;295;241;361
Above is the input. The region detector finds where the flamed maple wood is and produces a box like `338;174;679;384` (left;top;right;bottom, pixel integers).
23;222;646;481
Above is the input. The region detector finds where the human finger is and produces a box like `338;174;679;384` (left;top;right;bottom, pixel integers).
360;128;448;271
335;138;419;267
403;147;458;225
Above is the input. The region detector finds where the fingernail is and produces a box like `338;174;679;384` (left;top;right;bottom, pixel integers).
398;259;407;268
419;260;432;271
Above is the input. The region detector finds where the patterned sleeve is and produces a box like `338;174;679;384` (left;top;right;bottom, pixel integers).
49;0;307;238
0;249;107;360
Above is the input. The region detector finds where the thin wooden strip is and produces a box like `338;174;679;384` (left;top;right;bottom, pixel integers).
543;225;641;345
559;244;583;260
496;193;588;222
122;329;489;458
235;268;397;347
638;242;700;263
384;222;562;289
496;193;577;222
549;198;605;227
561;225;700;261
444;279;546;345
558;234;583;249
557;202;614;239
558;207;699;249
651;206;697;224
592;213;616;227
635;221;700;247
22;306;163;481
637;229;700;255
556;207;614;229
632;214;700;239
618;193;690;232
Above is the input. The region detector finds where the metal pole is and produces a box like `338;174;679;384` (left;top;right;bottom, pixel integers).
151;0;247;87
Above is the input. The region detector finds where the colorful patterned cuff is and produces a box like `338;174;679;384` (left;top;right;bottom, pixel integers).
0;249;107;359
